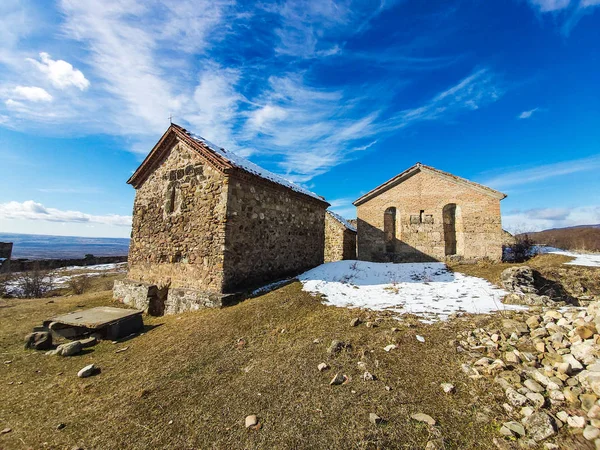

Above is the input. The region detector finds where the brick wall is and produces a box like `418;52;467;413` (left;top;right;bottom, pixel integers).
222;173;327;292
127;141;229;292
356;169;503;262
324;213;357;262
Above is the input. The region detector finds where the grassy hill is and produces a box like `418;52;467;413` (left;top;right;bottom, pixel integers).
520;224;600;252
1;255;597;449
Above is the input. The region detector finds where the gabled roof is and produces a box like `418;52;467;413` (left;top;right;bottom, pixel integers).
327;210;357;232
128;124;328;205
353;163;506;206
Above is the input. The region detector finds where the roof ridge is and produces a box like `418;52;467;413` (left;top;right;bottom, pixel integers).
353;162;506;206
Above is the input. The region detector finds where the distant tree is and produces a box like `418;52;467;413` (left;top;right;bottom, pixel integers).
503;226;535;263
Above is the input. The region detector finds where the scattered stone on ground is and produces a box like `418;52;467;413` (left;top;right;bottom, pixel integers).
383;344;397;352
245;415;258;428
56;423;66;430
24;331;52;350
77;364;96;378
369;413;384;425
350;318;361;327
115;346;129;354
329;373;348;386
362;371;375;381
410;413;436;426
317;362;329;372
1;428;11;434
327;340;348;355
440;383;455;394
49;341;82;357
416;335;425;343
458;298;600;446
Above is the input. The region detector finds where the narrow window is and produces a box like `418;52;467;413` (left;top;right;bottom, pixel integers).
420;210;424;223
384;207;396;253
166;185;176;214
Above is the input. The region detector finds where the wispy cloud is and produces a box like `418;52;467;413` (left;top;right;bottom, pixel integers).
503;205;600;232
518;107;539;119
526;0;600;33
386;68;502;129
327;197;357;219
0;200;131;226
483;154;600;189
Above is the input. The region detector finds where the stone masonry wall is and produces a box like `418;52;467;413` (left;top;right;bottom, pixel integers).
222;173;327;292
324;213;357;262
357;169;503;262
127;141;229;292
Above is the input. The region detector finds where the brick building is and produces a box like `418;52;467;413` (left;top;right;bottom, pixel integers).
353;163;506;263
324;210;357;262
114;124;329;314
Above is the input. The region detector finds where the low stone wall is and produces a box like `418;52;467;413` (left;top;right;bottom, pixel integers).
113;279;233;316
7;255;127;273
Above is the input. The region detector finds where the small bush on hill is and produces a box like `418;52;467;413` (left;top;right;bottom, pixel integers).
16;266;55;298
68;275;91;295
504;233;535;263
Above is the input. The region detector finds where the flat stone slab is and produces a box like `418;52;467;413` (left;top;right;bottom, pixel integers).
44;307;143;340
48;307;142;328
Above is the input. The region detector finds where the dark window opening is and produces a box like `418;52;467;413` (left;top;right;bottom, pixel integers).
384;207;396;253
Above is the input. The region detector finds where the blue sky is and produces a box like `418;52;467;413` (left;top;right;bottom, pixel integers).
0;0;599;238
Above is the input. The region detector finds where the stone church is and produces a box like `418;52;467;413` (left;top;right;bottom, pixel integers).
353;163;506;263
114;123;329;314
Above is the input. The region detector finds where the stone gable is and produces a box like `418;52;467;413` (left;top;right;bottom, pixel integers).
324;211;357;262
355;166;504;262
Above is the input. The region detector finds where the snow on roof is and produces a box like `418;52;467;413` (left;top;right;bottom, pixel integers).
327;210;357;232
181;128;326;203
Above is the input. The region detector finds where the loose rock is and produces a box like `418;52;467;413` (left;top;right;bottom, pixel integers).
317;362;329;372
440;383;455;394
410;413;436;426
369;413;384;425
523;412;557;442
77;364;97;378
24;331;52;350
245;415;258;428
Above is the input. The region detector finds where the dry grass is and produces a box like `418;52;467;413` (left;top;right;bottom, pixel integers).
449;254;600;301
0;275;518;450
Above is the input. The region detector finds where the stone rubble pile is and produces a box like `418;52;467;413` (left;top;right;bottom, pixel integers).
501;266;564;307
457;300;600;447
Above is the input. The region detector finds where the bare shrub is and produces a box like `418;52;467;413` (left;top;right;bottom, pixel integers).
0;273;13;298
68;275;92;295
504;233;535;263
16;266;55;298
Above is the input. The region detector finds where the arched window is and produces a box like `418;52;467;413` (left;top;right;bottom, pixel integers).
443;203;459;256
384;207;396;253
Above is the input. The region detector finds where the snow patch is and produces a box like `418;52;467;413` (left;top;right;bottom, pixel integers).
535;246;600;267
298;260;524;322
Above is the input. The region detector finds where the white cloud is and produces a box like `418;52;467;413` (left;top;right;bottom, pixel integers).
528;0;571;12
184;66;244;154
0;200;131;227
27;52;90;90
482;154;600;189
518;107;539;119
12;86;53;102
503;205;600;232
